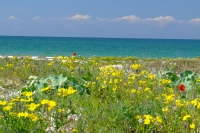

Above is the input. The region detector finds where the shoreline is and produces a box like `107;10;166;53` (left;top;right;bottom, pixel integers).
0;55;200;60
0;55;54;61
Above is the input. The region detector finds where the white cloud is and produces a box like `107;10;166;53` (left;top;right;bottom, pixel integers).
115;15;140;22
8;16;18;20
113;15;176;26
146;16;175;22
68;14;91;20
31;16;41;20
189;18;200;25
144;16;176;26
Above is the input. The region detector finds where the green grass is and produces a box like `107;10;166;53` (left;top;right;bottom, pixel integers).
0;56;200;132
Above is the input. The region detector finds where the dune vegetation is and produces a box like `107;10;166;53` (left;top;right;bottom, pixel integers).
1;55;200;132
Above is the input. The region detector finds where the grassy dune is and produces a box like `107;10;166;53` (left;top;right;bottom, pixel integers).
0;56;200;132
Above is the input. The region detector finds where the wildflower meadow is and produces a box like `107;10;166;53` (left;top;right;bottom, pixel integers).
0;55;200;132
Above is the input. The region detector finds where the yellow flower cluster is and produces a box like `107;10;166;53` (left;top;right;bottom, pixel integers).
99;65;122;78
20;91;34;103
28;103;40;112
159;79;172;86
3;105;13;111
136;114;162;125
0;100;7;106
17;112;38;121
40;86;53;92
57;86;77;97
161;94;175;104
41;99;57;111
130;63;142;70
47;61;54;66
20;91;33;97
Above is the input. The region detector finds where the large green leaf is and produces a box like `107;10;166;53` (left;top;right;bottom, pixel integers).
180;70;195;79
68;76;78;84
34;78;49;90
48;74;68;89
166;72;179;82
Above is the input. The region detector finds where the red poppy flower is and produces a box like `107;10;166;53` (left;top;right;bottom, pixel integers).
178;84;186;92
72;52;76;56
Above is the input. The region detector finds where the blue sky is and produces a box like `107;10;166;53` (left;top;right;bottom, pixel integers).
0;0;200;39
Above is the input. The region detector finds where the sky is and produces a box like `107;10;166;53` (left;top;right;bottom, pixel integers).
0;0;200;39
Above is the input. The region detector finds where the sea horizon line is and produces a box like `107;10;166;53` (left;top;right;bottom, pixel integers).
0;35;199;41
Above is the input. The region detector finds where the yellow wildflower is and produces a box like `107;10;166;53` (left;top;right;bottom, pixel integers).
114;79;119;84
0;100;7;106
21;91;33;97
47;61;54;66
136;115;142;119
57;87;77;97
144;118;150;125
128;74;135;81
28;113;38;121
176;99;184;107
167;87;174;93
72;128;78;132
130;63;142;70
155;116;162;123
67;86;77;94
164;94;175;104
139;80;147;86
148;74;155;80
190;123;195;129
144;87;151;92
10;97;20;103
197;103;200;109
101;85;106;89
3;105;13;111
41;99;49;105
191;98;198;106
155;96;159;100
40;86;53;92
144;115;153;120
183;114;191;121
17;112;29;118
159;79;172;86
162;107;168;112
143;114;154;125
48;101;56;109
28;103;40;112
20;98;34;103
58;109;64;113
131;89;136;93
41;99;56;111
6;63;13;67
112;86;118;91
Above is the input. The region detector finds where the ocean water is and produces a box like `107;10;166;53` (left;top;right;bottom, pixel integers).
0;36;200;58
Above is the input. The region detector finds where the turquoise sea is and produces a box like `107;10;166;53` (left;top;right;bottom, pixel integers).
0;36;200;58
